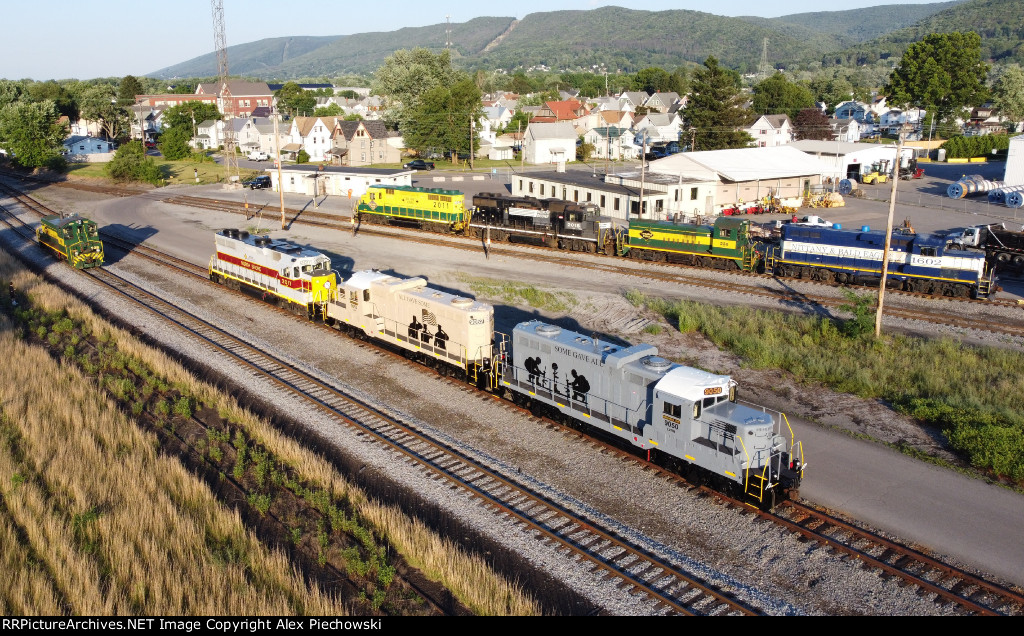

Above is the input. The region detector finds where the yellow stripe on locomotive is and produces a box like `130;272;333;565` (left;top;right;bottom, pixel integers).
36;215;105;269
356;185;469;232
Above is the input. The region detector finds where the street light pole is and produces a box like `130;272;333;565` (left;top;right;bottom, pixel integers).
274;107;285;230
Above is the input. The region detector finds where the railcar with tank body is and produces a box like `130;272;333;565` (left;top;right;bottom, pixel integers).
208;229;338;317
36;214;104;269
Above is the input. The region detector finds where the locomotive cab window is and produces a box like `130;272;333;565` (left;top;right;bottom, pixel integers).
920;247;937;257
663;402;681;418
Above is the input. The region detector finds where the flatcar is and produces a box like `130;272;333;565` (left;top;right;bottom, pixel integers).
469;193;621;254
354;184;470;233
766;224;994;298
208;229;337;317
622;216;763;271
36;214;104;269
499;320;804;508
323;269;495;385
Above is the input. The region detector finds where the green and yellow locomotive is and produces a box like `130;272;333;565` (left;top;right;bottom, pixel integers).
354;184;470;233
36;215;105;269
622;216;762;271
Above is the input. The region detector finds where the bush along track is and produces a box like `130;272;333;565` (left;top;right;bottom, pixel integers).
0;280;503;615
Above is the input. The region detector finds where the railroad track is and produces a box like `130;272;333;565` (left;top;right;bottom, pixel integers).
4;177;1024;615
0;200;761;616
155;192;1024;339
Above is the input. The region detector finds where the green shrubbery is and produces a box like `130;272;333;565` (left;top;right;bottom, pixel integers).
105;141;163;185
941;134;1010;159
627;291;1024;482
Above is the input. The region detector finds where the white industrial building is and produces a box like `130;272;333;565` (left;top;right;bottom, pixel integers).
265;165;412;198
790;140;917;181
512;146;835;222
1006;134;1024;186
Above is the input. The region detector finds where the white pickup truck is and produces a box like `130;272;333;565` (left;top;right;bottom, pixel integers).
247;150;269;161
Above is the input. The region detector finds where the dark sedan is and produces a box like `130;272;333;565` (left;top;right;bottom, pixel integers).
403;159;435;171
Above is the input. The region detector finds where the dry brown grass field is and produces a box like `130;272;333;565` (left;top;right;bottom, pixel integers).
0;248;539;616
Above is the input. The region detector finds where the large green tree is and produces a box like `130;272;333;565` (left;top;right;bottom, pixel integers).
370;48;461;130
78;84;129;141
274;82;316;117
117;75;144;106
161;101;221;134
0;100;68;169
752;72;816;119
684;57;754;151
883;32;989;133
157;126;193;160
402;78;483;159
992;65;1024;132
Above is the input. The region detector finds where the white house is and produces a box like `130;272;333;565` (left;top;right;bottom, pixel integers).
284;116;341;161
830;118;864;143
631;112;682;146
643;92;680;114
523;121;577;165
193;119;224;149
746;114;793;147
583;127;638;161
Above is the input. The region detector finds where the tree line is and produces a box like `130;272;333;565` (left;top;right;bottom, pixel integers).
2;32;1022;177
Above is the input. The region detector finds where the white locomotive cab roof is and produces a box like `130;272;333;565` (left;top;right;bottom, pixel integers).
345;269;402;291
655;366;732;402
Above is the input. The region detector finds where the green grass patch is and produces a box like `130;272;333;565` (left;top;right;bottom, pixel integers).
66;155;263;186
626;290;1024;482
459;276;576;313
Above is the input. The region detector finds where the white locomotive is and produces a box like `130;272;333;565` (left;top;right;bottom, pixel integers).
501;320;805;506
209;229;337;316
325;270;495;384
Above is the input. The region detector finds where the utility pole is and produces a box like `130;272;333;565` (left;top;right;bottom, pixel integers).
519;121;524;171
874;134;904;338
469;117;475;170
274;107;285;229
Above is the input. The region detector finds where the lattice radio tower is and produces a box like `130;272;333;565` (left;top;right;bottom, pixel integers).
212;0;239;184
758;37;771;81
445;15;452;50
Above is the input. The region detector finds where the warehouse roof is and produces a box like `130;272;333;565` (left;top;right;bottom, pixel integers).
648;146;834;181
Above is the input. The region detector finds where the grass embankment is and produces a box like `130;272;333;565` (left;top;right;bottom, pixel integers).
0;250;539;615
66;158;264;187
626;290;1024;484
461;276;577;314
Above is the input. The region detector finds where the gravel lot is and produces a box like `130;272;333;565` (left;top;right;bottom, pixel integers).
6;177;1023;615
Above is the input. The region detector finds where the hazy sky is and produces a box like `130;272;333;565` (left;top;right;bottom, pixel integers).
3;0;946;81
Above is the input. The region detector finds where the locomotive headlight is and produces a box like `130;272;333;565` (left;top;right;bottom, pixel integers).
324;281;331;289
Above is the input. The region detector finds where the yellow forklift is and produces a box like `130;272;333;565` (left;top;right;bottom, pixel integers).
860;159;890;185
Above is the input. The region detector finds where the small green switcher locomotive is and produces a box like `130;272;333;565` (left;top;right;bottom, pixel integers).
36;215;105;269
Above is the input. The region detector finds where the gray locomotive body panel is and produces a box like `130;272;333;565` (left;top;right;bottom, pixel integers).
505;320;795;488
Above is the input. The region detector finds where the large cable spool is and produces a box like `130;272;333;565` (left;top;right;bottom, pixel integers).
838;179;856;195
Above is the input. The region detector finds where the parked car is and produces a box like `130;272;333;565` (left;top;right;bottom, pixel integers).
247;150;269;161
144;140;156;149
243;175;272;190
403;159;435;171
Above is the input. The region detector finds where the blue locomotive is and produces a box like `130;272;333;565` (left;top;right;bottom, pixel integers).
766;224;994;298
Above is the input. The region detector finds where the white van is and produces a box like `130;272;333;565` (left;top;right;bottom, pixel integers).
247;150;269;161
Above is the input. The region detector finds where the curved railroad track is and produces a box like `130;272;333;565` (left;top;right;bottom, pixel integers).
3;176;1024;615
0;198;761;616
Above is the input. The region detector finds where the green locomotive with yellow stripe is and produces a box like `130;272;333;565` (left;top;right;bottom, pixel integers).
36;215;105;269
621;216;762;271
354;184;470;233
